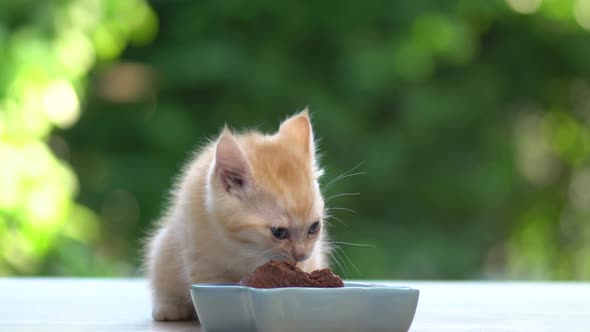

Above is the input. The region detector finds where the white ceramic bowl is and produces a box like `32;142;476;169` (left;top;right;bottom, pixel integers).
191;282;419;332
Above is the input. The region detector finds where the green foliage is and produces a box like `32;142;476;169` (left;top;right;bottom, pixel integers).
0;0;156;275
3;0;590;279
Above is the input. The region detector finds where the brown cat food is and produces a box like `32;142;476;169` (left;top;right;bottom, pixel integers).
239;260;344;288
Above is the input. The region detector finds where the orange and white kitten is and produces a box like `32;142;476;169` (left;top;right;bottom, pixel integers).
145;110;329;321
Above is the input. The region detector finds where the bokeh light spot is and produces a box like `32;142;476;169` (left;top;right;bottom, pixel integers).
55;31;96;78
42;80;80;129
506;0;543;14
514;112;558;186
574;0;590;31
569;168;590;212
93;24;126;60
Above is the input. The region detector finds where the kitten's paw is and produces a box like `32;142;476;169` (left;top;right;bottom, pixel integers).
152;302;196;321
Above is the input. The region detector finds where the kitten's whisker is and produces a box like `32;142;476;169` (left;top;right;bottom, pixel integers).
321;161;366;194
223;253;260;269
325;207;357;214
242;249;264;256
322;172;365;194
242;252;265;259
326;243;347;273
324;214;346;225
332;247;353;278
325;192;360;203
267;253;284;261
328;241;376;248
328;250;350;279
321;174;351;194
223;248;279;273
242;249;274;259
333;246;360;275
330;253;350;278
322;172;364;193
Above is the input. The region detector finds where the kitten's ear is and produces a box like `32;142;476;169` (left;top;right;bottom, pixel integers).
279;108;313;155
279;108;324;178
214;129;252;193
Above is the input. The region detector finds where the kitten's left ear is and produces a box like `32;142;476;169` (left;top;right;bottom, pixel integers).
214;129;252;194
279;108;314;155
279;108;323;178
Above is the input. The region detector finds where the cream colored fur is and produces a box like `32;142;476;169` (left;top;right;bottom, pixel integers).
145;110;329;321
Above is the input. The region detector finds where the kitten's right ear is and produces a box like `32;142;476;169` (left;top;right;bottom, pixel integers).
214;130;252;194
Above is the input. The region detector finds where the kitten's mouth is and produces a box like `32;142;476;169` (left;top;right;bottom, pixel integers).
293;256;309;263
272;254;297;265
282;254;309;264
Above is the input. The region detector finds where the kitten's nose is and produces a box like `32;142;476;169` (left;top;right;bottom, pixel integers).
292;252;307;262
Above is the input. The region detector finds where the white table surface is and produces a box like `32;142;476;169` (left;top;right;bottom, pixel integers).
0;278;588;331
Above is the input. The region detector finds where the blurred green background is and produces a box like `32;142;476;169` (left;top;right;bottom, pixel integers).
2;0;590;280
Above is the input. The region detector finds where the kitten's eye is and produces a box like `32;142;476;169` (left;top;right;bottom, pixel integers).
271;227;289;240
308;221;321;234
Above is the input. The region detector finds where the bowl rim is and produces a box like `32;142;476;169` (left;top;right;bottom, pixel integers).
191;281;419;292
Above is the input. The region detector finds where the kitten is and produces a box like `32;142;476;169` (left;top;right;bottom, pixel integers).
145;110;329;321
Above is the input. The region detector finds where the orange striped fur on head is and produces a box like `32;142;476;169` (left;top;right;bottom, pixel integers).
209;110;326;264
